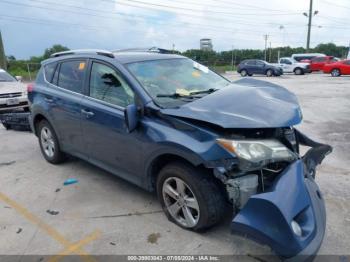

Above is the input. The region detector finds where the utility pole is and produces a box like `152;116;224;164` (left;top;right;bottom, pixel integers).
269;42;272;62
172;43;175;54
0;30;6;70
306;0;313;51
263;34;269;61
231;45;234;71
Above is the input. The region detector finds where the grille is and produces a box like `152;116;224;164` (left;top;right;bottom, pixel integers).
0;92;22;98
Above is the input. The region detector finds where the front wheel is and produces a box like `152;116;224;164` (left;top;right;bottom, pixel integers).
240;69;248;77
294;68;304;75
266;69;273;77
38;120;66;164
331;69;341;77
157;162;225;231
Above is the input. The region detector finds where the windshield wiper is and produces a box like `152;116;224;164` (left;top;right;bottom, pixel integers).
156;93;198;99
189;88;218;95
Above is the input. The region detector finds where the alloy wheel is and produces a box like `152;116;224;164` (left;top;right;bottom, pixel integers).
40;126;55;158
331;69;340;77
162;177;200;228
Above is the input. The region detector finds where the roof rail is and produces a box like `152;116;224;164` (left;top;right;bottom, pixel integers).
113;47;173;54
50;49;114;58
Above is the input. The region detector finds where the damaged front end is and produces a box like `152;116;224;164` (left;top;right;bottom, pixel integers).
214;128;332;259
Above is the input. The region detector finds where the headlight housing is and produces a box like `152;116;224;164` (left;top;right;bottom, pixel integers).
217;138;297;171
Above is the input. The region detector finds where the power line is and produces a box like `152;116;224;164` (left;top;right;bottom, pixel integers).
115;0;302;16
0;0;258;34
0;0;306;34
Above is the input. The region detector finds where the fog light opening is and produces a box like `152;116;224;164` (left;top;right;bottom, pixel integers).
291;220;302;237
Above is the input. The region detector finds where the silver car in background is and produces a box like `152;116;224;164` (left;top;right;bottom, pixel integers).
0;69;28;112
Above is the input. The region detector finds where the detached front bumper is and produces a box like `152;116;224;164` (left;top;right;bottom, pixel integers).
231;131;332;259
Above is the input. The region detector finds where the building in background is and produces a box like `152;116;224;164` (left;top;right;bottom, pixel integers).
200;38;213;51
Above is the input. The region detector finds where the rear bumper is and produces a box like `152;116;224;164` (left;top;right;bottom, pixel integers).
231;131;331;259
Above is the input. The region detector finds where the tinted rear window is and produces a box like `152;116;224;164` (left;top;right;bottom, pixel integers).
57;60;87;93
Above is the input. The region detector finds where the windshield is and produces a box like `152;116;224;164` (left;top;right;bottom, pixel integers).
0;71;17;82
127;58;230;107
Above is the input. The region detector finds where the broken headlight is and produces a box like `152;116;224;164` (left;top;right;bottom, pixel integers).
216;139;298;171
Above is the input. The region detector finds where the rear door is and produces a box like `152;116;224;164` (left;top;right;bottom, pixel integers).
80;60;142;183
245;60;257;74
255;61;266;74
44;59;87;155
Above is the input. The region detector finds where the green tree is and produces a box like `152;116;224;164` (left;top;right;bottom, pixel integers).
43;44;69;59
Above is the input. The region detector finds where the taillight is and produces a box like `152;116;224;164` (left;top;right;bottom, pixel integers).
27;83;34;93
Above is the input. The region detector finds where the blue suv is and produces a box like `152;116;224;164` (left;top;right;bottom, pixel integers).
28;49;331;259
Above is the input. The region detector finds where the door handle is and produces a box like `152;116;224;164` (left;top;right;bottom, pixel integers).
44;97;54;103
81;109;95;118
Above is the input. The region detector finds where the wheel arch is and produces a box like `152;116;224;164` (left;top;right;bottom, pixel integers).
33;113;48;136
145;152;205;192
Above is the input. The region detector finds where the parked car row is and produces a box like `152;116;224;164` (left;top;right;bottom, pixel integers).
237;53;350;77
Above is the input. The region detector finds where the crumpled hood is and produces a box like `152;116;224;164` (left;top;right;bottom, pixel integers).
0;82;26;94
160;79;302;128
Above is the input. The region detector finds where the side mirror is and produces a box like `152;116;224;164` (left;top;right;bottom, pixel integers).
124;104;138;132
16;76;23;82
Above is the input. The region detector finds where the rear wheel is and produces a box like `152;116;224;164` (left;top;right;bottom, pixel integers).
294;68;304;75
240;69;248;77
38;120;65;164
331;69;341;77
157;162;225;231
266;69;273;77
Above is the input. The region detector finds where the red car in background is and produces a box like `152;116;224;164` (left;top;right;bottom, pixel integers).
323;60;350;77
310;56;338;71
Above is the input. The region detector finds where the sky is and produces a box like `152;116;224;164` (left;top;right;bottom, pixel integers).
0;0;349;59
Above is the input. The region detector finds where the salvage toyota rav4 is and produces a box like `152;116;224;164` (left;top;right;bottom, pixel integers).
28;49;332;259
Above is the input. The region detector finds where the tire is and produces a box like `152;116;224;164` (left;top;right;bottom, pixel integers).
331;69;341;77
240;69;248;77
37;120;65;164
157;162;226;231
294;68;304;75
248;73;253;76
266;69;273;77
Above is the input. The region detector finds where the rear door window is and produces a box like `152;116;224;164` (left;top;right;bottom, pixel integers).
57;60;87;93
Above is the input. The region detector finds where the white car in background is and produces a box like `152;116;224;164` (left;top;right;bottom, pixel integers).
273;57;311;75
0;69;28;112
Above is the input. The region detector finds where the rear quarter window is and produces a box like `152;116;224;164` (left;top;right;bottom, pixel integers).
44;62;57;83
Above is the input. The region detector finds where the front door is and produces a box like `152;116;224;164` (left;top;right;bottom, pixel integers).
80;60;142;183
